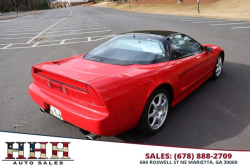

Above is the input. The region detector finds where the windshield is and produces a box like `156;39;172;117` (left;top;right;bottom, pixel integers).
84;36;166;65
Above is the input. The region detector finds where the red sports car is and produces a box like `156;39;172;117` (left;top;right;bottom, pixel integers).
29;30;224;139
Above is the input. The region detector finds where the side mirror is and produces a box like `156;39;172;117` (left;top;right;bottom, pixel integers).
205;46;213;53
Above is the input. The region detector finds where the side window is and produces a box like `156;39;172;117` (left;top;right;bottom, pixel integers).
170;34;203;60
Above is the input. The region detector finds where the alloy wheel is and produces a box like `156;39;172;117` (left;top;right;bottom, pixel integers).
148;93;168;130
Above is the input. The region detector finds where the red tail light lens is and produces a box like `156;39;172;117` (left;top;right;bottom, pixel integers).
87;85;103;106
32;68;103;106
31;67;35;78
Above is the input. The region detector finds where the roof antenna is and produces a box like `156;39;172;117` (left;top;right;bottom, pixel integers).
128;17;135;38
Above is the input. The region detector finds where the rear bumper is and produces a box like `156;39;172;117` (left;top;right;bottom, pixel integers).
29;83;119;136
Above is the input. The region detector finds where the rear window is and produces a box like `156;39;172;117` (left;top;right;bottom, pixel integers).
84;36;166;65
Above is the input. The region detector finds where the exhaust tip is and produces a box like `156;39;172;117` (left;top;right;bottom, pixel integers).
40;107;50;113
86;133;101;140
40;107;45;113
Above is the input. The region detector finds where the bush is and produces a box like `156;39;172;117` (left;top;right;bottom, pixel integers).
50;2;68;9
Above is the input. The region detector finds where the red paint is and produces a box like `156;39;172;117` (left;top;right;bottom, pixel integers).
29;45;224;136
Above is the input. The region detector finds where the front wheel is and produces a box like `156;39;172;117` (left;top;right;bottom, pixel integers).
137;88;170;135
212;54;223;79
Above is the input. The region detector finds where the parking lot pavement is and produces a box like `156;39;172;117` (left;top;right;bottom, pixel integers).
0;6;250;150
0;9;114;49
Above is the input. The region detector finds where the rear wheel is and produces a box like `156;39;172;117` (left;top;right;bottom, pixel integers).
212;54;223;79
137;88;170;135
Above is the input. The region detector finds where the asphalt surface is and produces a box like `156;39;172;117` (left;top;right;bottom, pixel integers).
0;6;250;150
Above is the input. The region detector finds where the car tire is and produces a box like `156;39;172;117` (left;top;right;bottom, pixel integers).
136;88;170;135
212;54;223;80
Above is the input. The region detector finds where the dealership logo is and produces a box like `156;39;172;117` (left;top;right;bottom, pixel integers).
3;142;73;165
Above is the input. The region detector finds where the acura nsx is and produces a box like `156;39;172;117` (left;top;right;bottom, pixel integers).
29;30;224;137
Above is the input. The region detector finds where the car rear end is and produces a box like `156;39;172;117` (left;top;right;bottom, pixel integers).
28;60;118;136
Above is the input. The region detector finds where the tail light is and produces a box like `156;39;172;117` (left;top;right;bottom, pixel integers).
87;85;104;106
31;67;35;78
32;67;103;106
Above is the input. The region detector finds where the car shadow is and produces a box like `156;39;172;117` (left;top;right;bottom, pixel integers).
115;61;250;149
